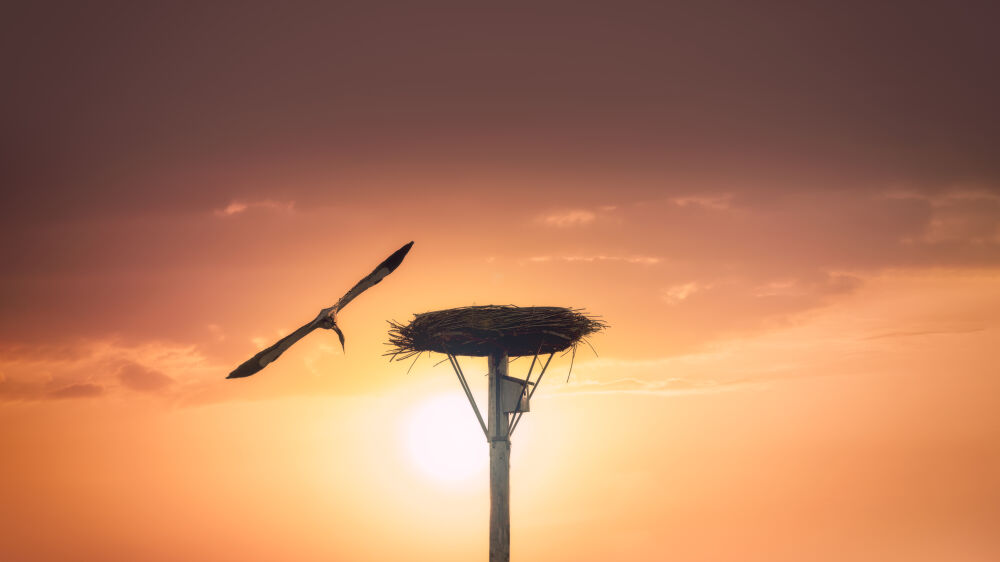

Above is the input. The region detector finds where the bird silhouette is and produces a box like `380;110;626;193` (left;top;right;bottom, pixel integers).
226;241;414;379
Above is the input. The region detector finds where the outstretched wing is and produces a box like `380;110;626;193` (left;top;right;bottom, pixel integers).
226;321;317;379
333;241;414;313
226;241;414;379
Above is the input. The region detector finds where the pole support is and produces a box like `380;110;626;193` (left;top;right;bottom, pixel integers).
487;350;511;562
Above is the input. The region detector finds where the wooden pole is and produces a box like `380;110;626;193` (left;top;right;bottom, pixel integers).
487;350;510;562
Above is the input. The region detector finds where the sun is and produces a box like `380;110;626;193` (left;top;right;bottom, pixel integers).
403;393;487;482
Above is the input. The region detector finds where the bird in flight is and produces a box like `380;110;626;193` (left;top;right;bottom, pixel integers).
226;241;414;379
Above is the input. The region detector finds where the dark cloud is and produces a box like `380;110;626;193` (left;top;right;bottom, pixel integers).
1;1;998;362
0;341;210;403
117;362;174;393
2;1;999;221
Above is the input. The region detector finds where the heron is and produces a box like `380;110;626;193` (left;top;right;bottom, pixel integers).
226;241;414;379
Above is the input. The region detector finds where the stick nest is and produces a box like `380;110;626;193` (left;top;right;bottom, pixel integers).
386;305;607;359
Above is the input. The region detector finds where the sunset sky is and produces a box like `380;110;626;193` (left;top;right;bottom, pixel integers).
2;2;999;561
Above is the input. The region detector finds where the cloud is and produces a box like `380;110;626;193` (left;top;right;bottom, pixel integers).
557;376;731;396
670;194;733;211
537;209;597;227
527;255;661;265
883;189;1000;206
118;362;175;392
662;282;701;305
218;201;248;215
206;324;226;342
862;327;985;340
214;200;295;217
922;205;1000;245
48;383;104;399
0;339;215;402
752;273;861;298
551;269;1000;399
885;189;1000;245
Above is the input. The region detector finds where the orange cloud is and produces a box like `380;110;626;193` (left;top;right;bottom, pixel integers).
527;254;661;265
670;194;733;210
0;339;213;402
537;209;597;227
214;199;296;217
662;282;701;305
48;383;104;399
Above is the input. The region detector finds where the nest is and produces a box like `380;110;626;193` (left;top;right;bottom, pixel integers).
386;305;607;359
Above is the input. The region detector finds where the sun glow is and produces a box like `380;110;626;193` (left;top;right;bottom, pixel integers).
403;394;488;482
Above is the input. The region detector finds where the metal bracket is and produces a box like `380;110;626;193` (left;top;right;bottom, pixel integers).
446;353;489;439
508;351;554;436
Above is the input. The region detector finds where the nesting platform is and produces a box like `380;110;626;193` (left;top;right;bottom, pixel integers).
386;305;606;358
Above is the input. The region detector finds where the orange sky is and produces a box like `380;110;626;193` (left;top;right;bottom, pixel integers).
2;3;999;561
